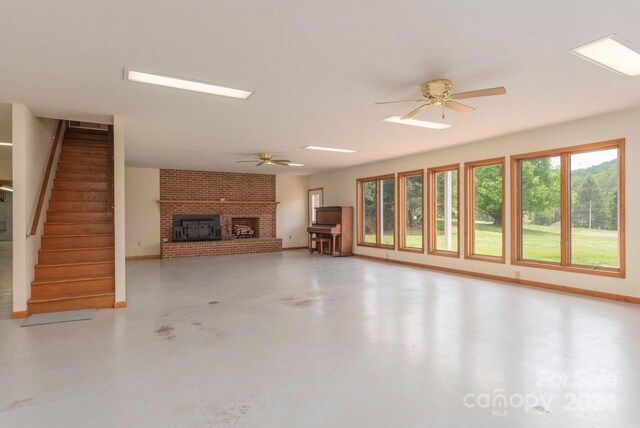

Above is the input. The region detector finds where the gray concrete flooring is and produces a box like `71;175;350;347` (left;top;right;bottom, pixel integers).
1;250;639;427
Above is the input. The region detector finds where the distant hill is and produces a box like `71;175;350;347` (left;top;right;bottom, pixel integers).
571;159;618;197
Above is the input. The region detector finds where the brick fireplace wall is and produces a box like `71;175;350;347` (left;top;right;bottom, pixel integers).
160;169;275;201
159;169;282;258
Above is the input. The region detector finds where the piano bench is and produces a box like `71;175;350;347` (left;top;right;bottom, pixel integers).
310;236;332;256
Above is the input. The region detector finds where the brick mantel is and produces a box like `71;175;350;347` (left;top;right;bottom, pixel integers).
157;200;279;205
159;169;282;258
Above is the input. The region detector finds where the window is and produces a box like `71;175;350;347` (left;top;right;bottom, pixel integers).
356;175;395;247
464;158;505;262
427;164;459;257
398;170;424;252
511;139;625;277
520;155;562;263
308;188;323;225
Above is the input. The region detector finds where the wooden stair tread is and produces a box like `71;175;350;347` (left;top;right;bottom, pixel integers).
60;155;109;160
53;177;111;181
43;233;114;237
40;246;114;252
62;137;110;146
49;200;110;203
55;180;111;184
62;147;111;152
65;127;108;135
28;292;115;303
32;275;114;286
57;161;110;165
45;221;113;225
35;260;114;268
46;217;114;220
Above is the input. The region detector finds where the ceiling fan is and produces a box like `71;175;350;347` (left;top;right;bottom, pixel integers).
236;153;296;167
376;79;506;120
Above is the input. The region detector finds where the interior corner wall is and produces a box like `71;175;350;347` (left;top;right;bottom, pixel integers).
11;104;57;313
276;174;309;248
125;167;160;257
113;115;126;303
308;106;640;299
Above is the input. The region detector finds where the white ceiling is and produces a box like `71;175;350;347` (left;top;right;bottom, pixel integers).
1;1;640;175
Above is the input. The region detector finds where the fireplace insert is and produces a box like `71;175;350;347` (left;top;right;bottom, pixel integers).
173;214;222;241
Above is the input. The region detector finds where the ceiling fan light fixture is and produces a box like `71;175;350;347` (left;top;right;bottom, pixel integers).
303;146;357;153
570;35;640;76
124;69;253;99
383;116;451;129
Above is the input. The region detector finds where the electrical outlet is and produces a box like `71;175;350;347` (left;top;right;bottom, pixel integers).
515;271;521;279
386;252;390;259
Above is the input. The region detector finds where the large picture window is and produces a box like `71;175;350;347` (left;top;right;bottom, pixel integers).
357;175;395;248
464;158;505;262
511;139;625;277
398;170;424;252
427;164;460;257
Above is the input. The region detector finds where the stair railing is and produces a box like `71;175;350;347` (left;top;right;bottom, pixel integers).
29;119;64;237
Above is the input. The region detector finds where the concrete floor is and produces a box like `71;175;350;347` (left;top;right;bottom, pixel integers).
1;250;639;427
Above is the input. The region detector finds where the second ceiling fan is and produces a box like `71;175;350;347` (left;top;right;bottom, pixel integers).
236;153;295;167
376;79;506;120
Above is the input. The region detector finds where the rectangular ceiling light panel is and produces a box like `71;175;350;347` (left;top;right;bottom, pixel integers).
125;69;252;99
383;116;451;129
570;35;640;76
303;146;357;153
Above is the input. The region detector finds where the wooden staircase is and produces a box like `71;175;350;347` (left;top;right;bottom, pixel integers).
28;127;115;314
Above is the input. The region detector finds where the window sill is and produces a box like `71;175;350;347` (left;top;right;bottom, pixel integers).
357;243;395;250
399;247;424;254
466;254;505;264
428;249;460;258
512;260;624;278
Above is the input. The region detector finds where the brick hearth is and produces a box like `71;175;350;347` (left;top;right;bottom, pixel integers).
162;238;282;259
159;169;282;258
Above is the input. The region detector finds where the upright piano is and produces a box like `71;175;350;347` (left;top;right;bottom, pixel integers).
307;206;353;257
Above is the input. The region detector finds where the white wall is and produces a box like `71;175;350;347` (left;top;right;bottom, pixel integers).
114;116;126;304
125;167;160;257
0;103;11;181
12;104;57;313
276;175;309;248
308;106;640;299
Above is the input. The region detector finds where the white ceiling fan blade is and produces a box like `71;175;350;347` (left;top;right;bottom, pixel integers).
401;103;431;120
255;160;267;167
236;160;259;163
375;99;424;105
452;87;506;100
272;161;291;166
445;101;476;113
271;159;291;163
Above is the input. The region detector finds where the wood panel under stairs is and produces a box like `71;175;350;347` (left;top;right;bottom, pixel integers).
28;126;115;314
